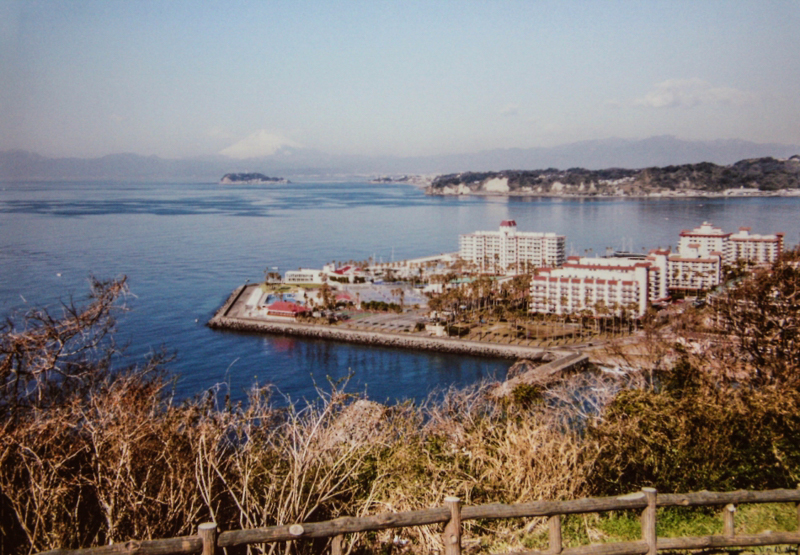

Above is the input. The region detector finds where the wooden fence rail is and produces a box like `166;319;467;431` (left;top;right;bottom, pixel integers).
38;488;800;555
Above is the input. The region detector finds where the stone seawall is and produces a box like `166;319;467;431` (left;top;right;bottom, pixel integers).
216;285;247;318
208;313;555;361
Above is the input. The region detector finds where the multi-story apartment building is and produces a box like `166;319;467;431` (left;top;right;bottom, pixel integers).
679;222;784;265
527;223;785;316
728;227;784;264
666;247;723;291
459;220;565;273
677;222;729;259
667;222;783;291
529;252;669;317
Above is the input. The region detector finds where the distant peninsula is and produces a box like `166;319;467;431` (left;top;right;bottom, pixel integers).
369;174;434;187
220;173;289;184
426;155;800;198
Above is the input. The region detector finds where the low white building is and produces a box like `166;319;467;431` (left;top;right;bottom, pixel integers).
284;269;327;284
530;252;669;318
459;220;565;273
324;264;367;283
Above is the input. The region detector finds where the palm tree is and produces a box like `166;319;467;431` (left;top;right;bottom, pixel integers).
594;300;609;335
319;283;334;310
428;295;443;316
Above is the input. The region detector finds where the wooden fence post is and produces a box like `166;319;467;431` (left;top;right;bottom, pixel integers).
287;524;304;555
331;534;343;555
796;502;800;555
443;496;462;555
641;488;657;555
198;523;217;555
724;504;736;538
548;515;562;555
796;500;800;530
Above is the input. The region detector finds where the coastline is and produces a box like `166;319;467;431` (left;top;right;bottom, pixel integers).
425;188;800;199
207;284;568;361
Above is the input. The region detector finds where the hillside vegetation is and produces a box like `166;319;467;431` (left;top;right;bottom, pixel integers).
427;155;800;196
3;253;800;554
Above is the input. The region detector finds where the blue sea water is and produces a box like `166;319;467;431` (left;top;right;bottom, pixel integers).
1;180;798;404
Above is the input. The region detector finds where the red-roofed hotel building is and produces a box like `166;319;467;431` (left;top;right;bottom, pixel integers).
728;227;784;264
678;222;784;265
669;222;784;291
529;223;786;316
530;252;669;317
459;220;565;274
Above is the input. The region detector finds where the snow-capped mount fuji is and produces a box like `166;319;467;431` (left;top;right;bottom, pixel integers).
2;136;799;182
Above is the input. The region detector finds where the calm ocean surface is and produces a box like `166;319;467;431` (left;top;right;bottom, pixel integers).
2;180;799;404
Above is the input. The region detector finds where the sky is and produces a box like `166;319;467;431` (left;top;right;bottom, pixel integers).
1;0;799;160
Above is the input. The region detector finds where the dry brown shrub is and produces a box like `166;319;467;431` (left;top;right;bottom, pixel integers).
364;383;600;553
1;279;612;555
79;371;210;544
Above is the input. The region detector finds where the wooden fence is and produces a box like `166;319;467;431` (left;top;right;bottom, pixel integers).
39;488;800;555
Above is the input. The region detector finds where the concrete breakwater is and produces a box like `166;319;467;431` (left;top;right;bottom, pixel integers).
208;286;557;360
209;314;555;360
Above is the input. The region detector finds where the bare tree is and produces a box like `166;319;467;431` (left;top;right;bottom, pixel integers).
0;277;133;420
709;250;800;385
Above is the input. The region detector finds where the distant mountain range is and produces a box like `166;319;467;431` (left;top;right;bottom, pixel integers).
1;136;798;182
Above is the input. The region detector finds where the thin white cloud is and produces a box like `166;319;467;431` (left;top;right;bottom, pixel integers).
219;130;302;159
635;79;755;109
500;104;519;117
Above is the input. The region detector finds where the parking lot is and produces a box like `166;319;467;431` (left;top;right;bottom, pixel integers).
339;282;428;307
343;309;425;333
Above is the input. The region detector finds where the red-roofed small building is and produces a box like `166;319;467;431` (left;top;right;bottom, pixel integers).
323;264;366;283
265;301;308;319
334;293;355;306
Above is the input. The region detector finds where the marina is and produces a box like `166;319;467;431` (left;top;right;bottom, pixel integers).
209;284;572;361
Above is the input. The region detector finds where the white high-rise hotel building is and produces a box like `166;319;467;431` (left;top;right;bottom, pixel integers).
529;222;784;318
530;252;670;318
459;220;565;273
677;222;784;266
670;222;784;291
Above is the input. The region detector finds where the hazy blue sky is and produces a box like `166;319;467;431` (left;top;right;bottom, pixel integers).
2;0;799;159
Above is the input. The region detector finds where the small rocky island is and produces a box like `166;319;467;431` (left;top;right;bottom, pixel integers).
220;173;289;184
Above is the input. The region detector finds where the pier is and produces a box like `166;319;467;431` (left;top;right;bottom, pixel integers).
208;284;579;361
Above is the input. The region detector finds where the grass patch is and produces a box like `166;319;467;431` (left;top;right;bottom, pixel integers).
596;510;642;542
518;504;799;553
737;503;798;534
